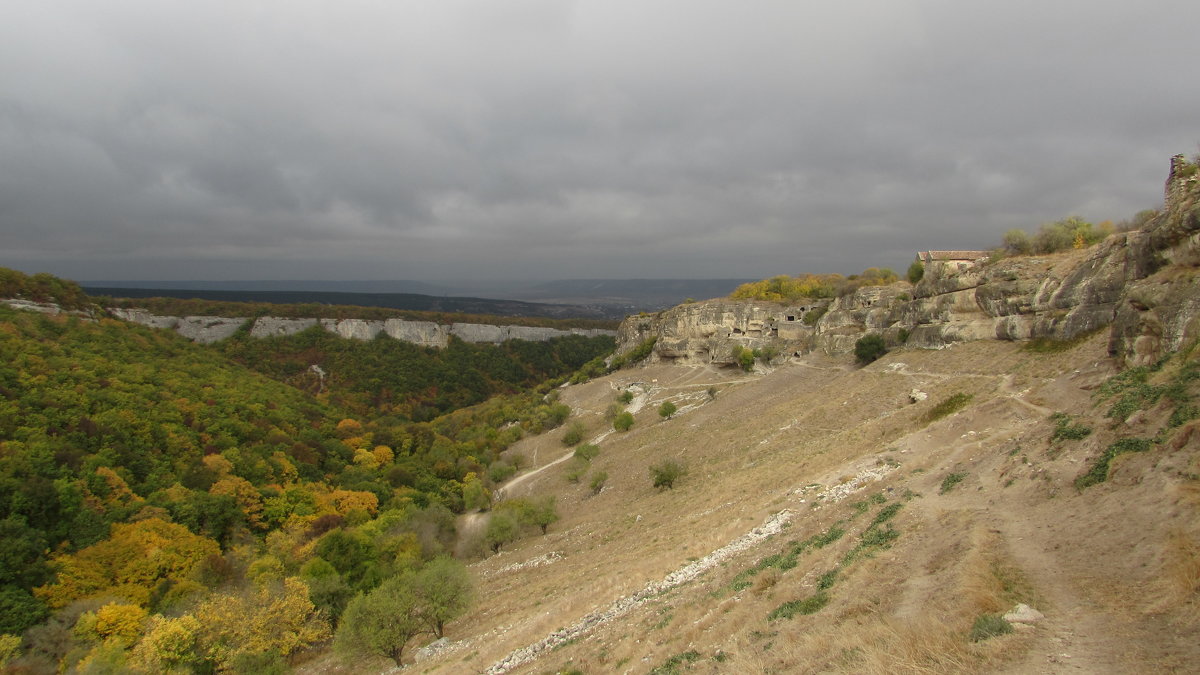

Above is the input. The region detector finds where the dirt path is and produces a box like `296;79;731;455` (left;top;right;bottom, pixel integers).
494;449;576;500
988;506;1123;674
455;512;488;558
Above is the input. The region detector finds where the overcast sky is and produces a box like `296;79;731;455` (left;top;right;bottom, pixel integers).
2;1;1197;283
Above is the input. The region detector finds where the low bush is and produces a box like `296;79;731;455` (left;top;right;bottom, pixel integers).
1050;412;1092;441
939;472;967;494
923;393;973;423
613;412;634;432
969;613;1013;642
564;458;588;484
609;338;657;371
854;334;887;365
560;421;585;447
649;650;701;675
658;401;677;419
649;459;686;489
487;461;516;484
907;260;924;284
802;305;828;326
732;345;756;372
768;592;829;620
1075;437;1153;489
589;471;607;495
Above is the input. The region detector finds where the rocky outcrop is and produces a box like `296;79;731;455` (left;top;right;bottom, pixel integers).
109;309;616;347
617;155;1200;367
617;301;823;366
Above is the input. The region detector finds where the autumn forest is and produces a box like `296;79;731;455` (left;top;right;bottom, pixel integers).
0;268;616;672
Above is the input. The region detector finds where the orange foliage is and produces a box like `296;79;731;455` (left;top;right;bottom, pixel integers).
335;418;363;438
320;490;379;517
210;476;265;530
35;518;220;608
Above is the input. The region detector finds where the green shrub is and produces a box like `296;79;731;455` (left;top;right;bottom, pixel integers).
610;338;657;371
816;569;838;591
649;650;701;674
768;592;829;620
617;390;634;404
564;458;588;484
732;345;756;372
907;260;924;284
574;443;599;461
939;472;967;494
658;401;677;419
560;421;585;447
613;412;634;432
811;525;846;548
802;305;828;326
1021;329;1101;353
1002;229;1032;255
487;461;516;483
1075;436;1153;489
923;393;973;423
589;471;608;495
1105;383;1164;421
649;459;686;489
569;355;608;384
870;502;903;526
843;525;900;563
854;334;887;365
1050;413;1091;441
969;614;1013;642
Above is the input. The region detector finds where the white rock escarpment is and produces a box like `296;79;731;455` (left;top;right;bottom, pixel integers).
108;309;616;347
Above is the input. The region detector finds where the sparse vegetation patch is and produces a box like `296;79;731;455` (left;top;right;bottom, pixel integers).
767;592;829;620
969;613;1014;642
1050;412;1092;441
649;649;701;674
1021;328;1103;353
1075;437;1153;489
649;459;686;490
939;472;967;494
923;393;974;423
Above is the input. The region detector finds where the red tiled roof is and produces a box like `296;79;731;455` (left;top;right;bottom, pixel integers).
917;250;990;261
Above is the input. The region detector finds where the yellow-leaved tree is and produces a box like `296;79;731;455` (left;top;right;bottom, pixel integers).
192;577;330;669
35;518;219;608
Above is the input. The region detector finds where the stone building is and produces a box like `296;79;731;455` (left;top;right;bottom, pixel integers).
915;250;991;273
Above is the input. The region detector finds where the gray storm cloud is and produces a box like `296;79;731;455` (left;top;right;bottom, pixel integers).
1;0;1197;281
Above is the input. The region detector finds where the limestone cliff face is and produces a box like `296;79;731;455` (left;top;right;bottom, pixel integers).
617;301;824;366
110;310;616;347
617;155;1200;367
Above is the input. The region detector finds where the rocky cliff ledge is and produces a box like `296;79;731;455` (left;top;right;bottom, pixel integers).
617;155;1200;367
110;310;616;347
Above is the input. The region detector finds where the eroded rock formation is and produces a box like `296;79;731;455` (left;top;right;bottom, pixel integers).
617;155;1200;367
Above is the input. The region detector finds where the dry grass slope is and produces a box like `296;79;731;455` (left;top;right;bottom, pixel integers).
308;335;1200;675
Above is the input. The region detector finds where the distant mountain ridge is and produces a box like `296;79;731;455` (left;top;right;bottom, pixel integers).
82;287;620;320
81;278;757;315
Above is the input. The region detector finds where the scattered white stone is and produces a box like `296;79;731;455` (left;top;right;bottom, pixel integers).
483;509;794;674
909;389;928;403
413;637;451;663
1004;603;1045;623
485;551;563;578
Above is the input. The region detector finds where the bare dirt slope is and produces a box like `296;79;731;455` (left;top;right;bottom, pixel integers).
333;336;1200;674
